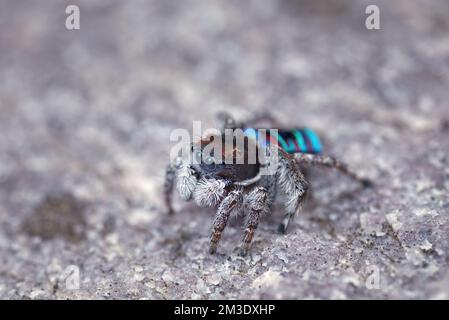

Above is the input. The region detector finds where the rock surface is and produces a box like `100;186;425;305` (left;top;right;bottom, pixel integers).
0;0;448;299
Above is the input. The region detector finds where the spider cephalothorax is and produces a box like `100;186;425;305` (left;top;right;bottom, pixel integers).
164;112;371;256
191;133;261;183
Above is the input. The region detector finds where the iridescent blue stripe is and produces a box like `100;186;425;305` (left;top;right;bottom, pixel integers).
304;128;322;153
274;133;289;151
293;130;307;153
243;127;322;154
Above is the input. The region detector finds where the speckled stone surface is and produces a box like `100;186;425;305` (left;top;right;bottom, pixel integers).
0;0;448;299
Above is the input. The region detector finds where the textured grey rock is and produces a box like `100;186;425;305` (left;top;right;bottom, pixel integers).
0;0;448;299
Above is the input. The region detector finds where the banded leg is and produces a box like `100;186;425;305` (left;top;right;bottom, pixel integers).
237;186;269;256
209;189;243;254
276;149;309;234
164;159;180;215
294;153;372;187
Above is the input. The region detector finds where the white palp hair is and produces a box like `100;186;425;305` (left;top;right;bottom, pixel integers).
193;178;226;207
176;164;197;201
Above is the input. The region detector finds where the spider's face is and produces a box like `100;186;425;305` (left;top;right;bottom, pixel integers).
191;139;260;183
191;148;225;176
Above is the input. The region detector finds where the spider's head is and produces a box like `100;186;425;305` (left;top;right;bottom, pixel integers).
191;133;260;183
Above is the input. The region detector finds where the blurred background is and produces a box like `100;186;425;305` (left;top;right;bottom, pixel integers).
0;0;448;299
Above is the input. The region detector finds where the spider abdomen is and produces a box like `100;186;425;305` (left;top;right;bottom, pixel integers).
244;128;323;154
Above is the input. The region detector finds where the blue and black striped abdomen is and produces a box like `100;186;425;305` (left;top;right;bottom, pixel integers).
276;129;322;154
244;128;323;154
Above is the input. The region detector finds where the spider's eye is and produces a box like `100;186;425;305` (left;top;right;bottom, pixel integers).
205;156;215;165
193;150;202;164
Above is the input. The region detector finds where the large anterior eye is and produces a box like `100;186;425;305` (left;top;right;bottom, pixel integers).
193;150;202;164
205;156;215;165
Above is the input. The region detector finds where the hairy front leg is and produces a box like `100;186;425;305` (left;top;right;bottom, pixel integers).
237;186;269;257
209;189;243;254
294;153;372;187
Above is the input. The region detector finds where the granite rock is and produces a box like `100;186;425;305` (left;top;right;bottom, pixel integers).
0;0;448;299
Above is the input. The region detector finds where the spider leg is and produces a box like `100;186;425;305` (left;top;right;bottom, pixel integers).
193;178;227;208
259;174;277;210
176;163;198;201
216;110;280;132
244;110;281;128
164;157;198;214
276;148;309;234
216;111;239;132
294;153;372;187
164;158;181;215
209;189;243;254
236;186;269;256
299;167;320;210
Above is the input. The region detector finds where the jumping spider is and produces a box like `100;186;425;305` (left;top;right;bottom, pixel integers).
164;112;371;256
